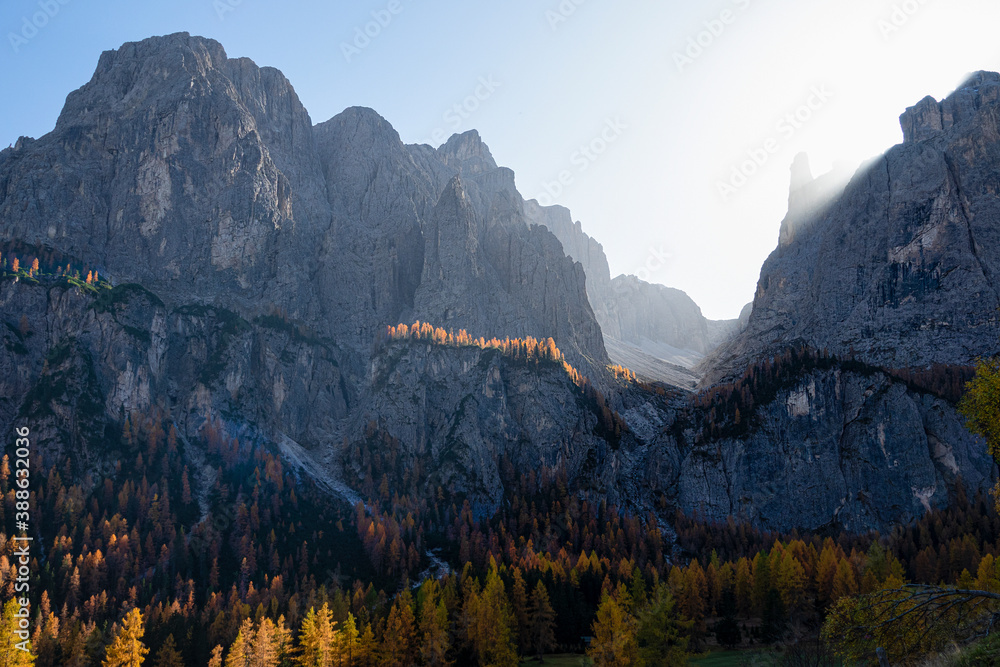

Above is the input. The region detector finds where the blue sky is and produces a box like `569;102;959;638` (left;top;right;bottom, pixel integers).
2;0;1000;318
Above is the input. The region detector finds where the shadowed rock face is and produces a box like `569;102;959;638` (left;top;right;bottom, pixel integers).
644;366;994;533
0;33;614;517
0;33;607;375
0;34;324;310
707;72;1000;384
0;34;996;534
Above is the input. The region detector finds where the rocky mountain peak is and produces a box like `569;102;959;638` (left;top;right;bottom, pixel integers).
59;33;228;126
436;129;498;174
900;95;945;144
0;32;335;313
778;152;847;248
706;71;1000;383
322;106;404;147
789;152;814;192
93;31;228;76
900;70;1000;144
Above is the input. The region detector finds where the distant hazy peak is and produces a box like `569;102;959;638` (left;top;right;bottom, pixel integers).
789;152;813;192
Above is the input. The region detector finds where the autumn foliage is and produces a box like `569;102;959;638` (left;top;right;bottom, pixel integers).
0;243;107;289
0;294;993;663
385;322;569;373
383;322;629;444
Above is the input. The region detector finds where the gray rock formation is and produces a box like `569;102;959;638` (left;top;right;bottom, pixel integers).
521;200;618;333
0;277;616;515
707;302;753;350
0;33;614;517
522;199;746;382
354;340;622;509
644;367;994;532
606;275;712;356
0;34;321;311
1;35;996;536
708;72;1000;383
11;269;987;532
0;33;607;377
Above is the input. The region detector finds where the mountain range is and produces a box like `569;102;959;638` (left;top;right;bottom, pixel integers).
1;33;997;535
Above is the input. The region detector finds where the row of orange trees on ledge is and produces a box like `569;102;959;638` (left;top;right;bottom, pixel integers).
383;321;631;445
384;322;584;385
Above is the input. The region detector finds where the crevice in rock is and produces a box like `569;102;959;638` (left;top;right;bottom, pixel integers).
943;152;1000;304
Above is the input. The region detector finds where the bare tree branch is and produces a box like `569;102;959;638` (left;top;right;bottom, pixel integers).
823;584;1000;665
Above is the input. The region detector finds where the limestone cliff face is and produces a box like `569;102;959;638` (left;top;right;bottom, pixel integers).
642;367;994;532
8;271;984;532
356;341;625;510
0;33;610;517
0;33;325;315
0;275;629;518
409;136;608;374
708;72;1000;383
0;280;350;462
606;275;712;356
521;200;742;378
1;35;997;535
0;33;608;375
521;200;617;328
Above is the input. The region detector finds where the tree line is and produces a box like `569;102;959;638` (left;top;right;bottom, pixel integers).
1;326;997;664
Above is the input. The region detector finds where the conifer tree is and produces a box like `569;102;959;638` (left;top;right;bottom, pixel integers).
0;600;35;665
336;612;360;666
470;563;518;667
297;604;334;667
418;580;451;667
225;619;253;667
831;559;858;602
252;618;284;667
381;590;417;667
775;550;806;614
637;584;691;666
733;557;753;616
152;635;183;667
510;569;530;656
355;624;376;667
527;581;556;660
960;358;1000;507
103;608;149;667
588;591;638;667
